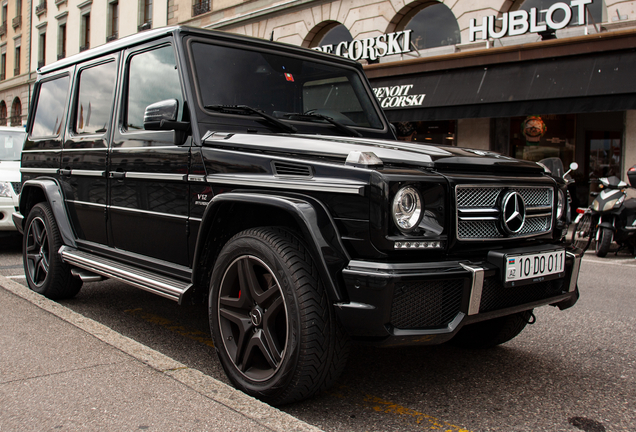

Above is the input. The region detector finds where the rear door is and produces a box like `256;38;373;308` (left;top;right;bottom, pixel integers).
62;55;119;245
108;41;191;266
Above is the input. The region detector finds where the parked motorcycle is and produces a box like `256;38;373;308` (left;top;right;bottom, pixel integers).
571;165;636;257
539;157;577;224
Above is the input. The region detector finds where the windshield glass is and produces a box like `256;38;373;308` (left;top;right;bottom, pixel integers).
0;130;25;161
189;41;383;129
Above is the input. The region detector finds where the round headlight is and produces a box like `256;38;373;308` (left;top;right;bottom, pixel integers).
392;186;423;232
556;189;565;220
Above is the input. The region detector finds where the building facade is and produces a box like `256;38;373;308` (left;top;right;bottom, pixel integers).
13;0;636;206
0;0;30;126
177;0;636;208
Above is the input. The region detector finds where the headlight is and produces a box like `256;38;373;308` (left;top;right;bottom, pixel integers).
392;186;423;232
0;182;12;198
556;189;565;220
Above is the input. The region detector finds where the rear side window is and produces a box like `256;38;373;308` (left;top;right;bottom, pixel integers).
31;76;70;137
126;45;183;131
75;61;117;135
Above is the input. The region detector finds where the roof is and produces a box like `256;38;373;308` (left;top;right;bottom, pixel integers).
39;26;361;75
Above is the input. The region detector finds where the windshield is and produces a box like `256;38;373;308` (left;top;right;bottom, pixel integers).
0;130;25;161
189;41;383;129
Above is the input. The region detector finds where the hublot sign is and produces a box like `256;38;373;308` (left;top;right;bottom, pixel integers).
470;0;592;42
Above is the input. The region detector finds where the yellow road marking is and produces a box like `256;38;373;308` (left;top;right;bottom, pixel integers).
125;308;215;347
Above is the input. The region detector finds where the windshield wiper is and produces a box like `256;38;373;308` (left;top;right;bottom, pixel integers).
283;111;362;137
204;104;297;134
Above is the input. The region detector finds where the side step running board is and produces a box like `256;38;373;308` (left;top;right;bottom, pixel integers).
59;245;192;303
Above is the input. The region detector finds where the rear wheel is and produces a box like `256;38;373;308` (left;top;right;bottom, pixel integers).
571;213;593;251
209;227;349;405
450;310;533;349
23;203;82;299
595;226;613;257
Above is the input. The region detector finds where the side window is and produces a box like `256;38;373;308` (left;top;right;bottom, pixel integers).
31;76;70;137
75;61;117;135
126;45;183;131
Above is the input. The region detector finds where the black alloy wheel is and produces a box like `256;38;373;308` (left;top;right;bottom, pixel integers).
217;254;288;382
23;203;82;299
209;227;349;405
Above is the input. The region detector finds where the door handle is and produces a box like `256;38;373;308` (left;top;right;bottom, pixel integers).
59;168;72;176
109;171;125;179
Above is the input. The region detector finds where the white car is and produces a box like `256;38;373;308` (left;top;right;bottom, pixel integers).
0;126;26;233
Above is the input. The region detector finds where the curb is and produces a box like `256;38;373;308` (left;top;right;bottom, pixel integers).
0;275;322;432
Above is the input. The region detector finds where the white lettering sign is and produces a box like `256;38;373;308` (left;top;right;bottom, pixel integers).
314;30;413;61
469;0;592;42
372;84;426;108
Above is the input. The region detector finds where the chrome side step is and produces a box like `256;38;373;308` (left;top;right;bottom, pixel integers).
59;246;191;303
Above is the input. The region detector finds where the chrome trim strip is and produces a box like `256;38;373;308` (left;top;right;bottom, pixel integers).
59;246;189;302
566;251;582;292
460;263;485;316
527;212;552;218
109;205;188;219
125;172;186;181
60;147;108;152
21;149;61;153
206;174;365;195
458;208;500;214
71;170;105;177
66;200;106;208
458;216;498;221
20;168;59;174
110;146;179;151
334;302;375;310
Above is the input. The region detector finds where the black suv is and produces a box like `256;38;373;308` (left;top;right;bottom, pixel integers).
14;26;581;405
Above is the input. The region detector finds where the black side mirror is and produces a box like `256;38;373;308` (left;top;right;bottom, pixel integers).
144;99;179;130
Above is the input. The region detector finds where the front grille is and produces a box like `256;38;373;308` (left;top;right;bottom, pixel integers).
390;279;464;329
479;277;566;313
456;185;553;241
11;182;21;195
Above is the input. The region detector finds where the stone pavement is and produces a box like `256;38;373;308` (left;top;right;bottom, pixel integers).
0;275;321;432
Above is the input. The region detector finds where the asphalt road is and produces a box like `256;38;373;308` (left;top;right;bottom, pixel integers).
1;234;634;432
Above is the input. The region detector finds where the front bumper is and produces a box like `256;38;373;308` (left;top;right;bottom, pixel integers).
334;246;581;346
0;198;18;231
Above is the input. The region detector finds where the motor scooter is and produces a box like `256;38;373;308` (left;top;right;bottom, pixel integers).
571;165;636;256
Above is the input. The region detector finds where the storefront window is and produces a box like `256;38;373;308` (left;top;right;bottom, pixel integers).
313;24;352;47
587;131;622;179
511;114;575;165
519;0;602;27
402;3;460;50
393;120;456;145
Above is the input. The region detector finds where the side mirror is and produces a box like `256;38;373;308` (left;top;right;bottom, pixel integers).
570;162;579;171
144;99;179;130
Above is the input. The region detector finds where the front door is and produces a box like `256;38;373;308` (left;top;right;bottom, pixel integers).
108;42;191;266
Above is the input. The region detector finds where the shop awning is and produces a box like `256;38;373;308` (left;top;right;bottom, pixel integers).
369;49;636;121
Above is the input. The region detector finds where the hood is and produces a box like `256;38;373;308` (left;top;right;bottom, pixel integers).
0;161;21;182
202;132;544;174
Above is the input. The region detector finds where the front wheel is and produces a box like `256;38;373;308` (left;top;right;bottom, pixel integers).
23;203;82;299
209;227;349;405
595;226;613;257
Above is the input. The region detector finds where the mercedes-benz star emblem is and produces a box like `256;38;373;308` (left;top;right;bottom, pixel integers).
501;191;526;235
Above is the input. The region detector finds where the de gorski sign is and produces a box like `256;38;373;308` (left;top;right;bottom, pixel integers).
312;30;413;61
470;0;592;42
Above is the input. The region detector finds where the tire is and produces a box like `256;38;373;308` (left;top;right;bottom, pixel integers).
571;213;593;251
595;226;613;257
209;227;349;405
450;310;533;349
23;203;82;299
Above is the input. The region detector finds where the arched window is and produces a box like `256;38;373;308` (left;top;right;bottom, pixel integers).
518;0;602;27
397;2;460;50
10;97;21;126
307;21;353;49
0;101;6;126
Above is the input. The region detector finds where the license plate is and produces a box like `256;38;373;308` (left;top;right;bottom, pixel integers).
504;249;565;286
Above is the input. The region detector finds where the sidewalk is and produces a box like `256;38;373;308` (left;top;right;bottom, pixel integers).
0;275;321;432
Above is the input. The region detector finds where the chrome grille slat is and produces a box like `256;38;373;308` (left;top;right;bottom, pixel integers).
456;185;553;241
